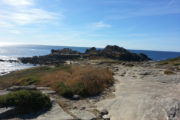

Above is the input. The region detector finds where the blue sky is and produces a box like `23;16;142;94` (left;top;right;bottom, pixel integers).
0;0;180;51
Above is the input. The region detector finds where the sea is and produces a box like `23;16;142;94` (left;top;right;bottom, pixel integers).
0;45;180;76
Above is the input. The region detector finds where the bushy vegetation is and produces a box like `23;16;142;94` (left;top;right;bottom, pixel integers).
0;65;114;98
55;66;114;97
0;90;51;113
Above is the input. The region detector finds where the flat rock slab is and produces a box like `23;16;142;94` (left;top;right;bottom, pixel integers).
30;102;73;120
36;87;51;90
70;109;96;120
0;90;10;95
41;90;56;95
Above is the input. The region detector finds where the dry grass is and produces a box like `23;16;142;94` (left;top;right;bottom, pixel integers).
164;70;175;75
40;65;114;97
0;65;114;97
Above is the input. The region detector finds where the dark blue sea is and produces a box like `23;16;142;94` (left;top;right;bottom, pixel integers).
0;45;180;76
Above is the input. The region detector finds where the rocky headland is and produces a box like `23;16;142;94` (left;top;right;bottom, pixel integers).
18;45;151;65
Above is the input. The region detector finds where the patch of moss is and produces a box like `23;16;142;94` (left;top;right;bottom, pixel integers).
19;76;40;85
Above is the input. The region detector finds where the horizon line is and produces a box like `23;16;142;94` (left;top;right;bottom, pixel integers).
1;43;180;53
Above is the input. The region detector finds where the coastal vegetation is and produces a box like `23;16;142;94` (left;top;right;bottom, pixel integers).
158;56;180;66
0;65;114;98
0;90;51;113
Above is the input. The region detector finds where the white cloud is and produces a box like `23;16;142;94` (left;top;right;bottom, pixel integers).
91;21;111;30
0;0;61;36
0;0;60;26
7;9;57;25
2;0;34;7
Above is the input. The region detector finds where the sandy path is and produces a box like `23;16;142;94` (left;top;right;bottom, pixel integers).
97;65;180;120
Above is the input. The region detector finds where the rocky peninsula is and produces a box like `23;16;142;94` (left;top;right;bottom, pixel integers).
18;45;151;65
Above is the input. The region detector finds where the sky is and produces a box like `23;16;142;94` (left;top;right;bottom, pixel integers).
0;0;180;51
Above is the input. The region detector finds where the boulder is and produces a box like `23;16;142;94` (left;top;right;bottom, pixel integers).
73;95;80;100
100;109;108;116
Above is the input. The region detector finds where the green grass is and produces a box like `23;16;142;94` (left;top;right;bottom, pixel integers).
0;65;71;89
0;90;51;113
17;76;40;85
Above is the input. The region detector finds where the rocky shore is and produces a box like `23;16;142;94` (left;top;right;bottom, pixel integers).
0;61;180;120
18;45;151;65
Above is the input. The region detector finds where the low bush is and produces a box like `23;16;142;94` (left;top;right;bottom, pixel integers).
0;90;51;113
55;66;114;97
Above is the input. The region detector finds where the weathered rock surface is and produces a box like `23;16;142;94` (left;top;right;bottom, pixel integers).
30;101;73;120
97;64;180;120
70;109;96;120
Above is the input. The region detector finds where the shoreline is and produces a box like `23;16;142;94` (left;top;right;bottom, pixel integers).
0;60;180;119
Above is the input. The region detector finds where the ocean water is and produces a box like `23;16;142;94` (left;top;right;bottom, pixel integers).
0;45;180;76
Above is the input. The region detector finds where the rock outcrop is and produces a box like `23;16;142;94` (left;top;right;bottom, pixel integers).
85;45;151;61
19;55;80;65
19;45;151;65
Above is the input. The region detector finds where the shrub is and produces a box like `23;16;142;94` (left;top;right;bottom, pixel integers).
0;90;51;113
55;66;114;97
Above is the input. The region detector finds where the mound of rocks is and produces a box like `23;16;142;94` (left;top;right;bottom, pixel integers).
85;45;151;61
